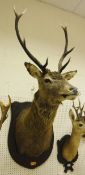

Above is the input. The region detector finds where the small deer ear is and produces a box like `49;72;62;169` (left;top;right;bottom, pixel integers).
69;109;75;122
24;62;42;78
62;70;77;80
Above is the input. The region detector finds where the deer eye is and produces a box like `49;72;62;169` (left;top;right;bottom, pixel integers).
79;123;83;127
44;79;52;83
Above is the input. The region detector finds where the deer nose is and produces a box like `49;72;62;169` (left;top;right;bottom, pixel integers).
73;88;78;95
70;87;78;95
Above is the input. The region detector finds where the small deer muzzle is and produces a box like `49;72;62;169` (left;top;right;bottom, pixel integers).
70;87;78;96
73;88;78;95
62;86;79;101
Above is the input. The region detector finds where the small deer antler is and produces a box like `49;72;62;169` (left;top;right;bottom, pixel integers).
14;7;48;72
58;27;74;73
72;99;85;119
0;95;11;130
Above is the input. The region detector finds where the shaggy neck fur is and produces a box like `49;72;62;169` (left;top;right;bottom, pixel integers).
30;90;60;127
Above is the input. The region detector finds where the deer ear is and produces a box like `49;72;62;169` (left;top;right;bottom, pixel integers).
62;70;77;80
69;109;75;122
24;62;42;78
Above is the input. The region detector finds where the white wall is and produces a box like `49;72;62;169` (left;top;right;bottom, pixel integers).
0;0;85;101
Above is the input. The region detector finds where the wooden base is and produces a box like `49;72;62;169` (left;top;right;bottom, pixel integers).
57;135;78;173
8;101;54;169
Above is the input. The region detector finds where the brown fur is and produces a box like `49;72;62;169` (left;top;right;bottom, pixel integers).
15;66;79;157
14;9;79;158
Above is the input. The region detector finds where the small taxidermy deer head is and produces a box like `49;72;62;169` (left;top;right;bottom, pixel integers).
58;100;85;172
69;100;85;135
14;8;79;104
0;96;11;130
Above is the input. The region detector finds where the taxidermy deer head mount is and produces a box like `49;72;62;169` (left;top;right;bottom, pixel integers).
14;8;79;105
57;100;85;173
62;100;85;162
12;9;80;165
0;96;11;130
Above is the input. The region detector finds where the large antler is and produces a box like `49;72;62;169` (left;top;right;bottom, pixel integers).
0;95;11;130
58;27;74;73
14;8;48;72
72;100;85;119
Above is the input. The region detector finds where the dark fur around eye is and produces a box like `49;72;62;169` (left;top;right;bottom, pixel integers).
79;123;83;127
44;79;51;83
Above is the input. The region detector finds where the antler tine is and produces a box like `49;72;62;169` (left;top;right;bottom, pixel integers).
58;27;74;73
84;110;85;116
14;7;48;72
0;95;11;130
72;100;85;119
81;104;85;114
78;98;81;108
72;101;79;118
79;100;85;117
78;99;82;116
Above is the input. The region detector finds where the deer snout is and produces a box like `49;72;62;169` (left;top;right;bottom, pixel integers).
70;87;78;95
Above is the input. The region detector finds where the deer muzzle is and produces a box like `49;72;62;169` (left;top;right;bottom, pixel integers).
71;87;79;96
74;88;79;95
